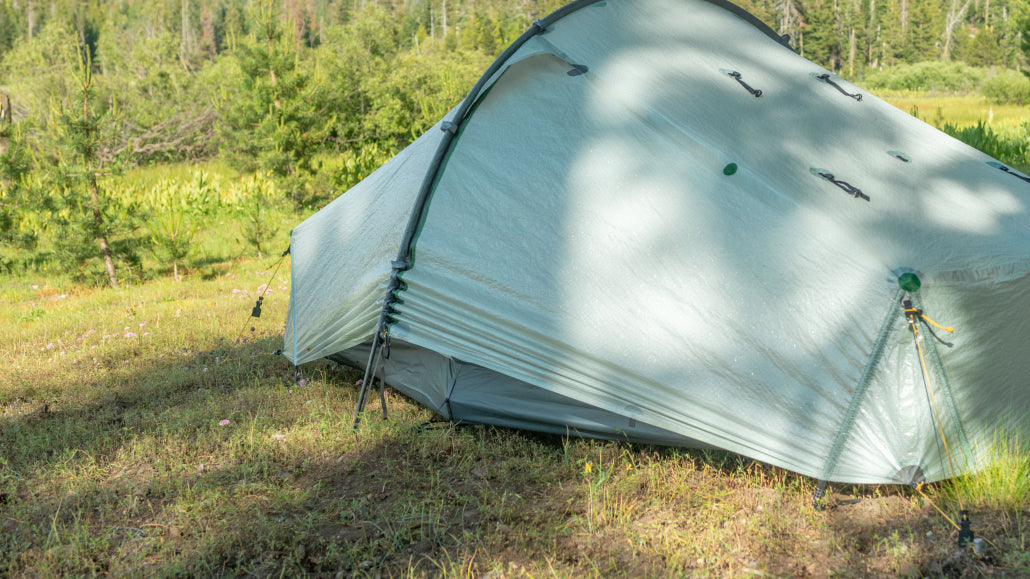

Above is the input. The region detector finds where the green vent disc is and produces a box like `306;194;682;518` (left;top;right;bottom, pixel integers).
723;163;738;176
898;272;921;292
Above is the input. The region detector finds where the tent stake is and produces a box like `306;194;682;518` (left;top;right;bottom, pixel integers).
812;480;829;509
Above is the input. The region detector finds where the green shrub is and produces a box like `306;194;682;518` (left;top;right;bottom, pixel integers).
943;120;1030;172
229;173;286;259
142;171;220;280
981;70;1030;106
863;61;985;92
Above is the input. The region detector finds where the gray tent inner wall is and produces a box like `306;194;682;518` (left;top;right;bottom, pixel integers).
331;341;705;447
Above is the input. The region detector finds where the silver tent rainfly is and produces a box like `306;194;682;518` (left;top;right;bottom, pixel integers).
283;0;1030;490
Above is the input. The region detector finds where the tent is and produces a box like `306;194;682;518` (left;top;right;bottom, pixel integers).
284;0;1030;488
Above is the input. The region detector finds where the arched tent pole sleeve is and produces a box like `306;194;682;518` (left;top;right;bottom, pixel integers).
352;0;793;425
394;0;598;270
353;0;607;427
813;290;904;508
391;0;789;274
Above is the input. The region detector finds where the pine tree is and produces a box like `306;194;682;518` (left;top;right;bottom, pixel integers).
41;51;136;288
905;0;944;60
0;110;35;274
802;0;845;70
1013;0;1030;70
0;1;22;58
218;0;333;208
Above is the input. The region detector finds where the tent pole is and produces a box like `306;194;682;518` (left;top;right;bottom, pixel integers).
377;367;389;419
353;327;382;429
358;3;613;431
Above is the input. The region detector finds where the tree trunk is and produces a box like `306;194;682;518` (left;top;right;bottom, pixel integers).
97;229;119;288
867;0;877;67
848;27;856;77
90;177;119;289
778;0;801;45
0;94;9;156
942;0;973;60
181;0;191;53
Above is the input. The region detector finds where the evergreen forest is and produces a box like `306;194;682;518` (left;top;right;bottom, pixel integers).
2;0;1030;282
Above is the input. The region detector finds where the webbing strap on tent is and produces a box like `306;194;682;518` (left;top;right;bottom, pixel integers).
813;290;903;508
908;291;970;463
726;71;762;97
987;161;1030;184
815;73;863;101
812;169;870;201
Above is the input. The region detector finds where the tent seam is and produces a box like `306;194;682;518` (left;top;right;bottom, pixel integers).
818;289;904;483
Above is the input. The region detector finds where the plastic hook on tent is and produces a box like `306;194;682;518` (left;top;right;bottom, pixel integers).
567;64;589;76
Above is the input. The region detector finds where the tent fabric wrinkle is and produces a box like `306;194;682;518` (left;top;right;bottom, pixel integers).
284;0;1030;486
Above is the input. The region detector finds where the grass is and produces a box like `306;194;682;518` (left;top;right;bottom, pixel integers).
2;259;1029;577
2;94;1030;577
876;91;1030;129
876;91;1030;174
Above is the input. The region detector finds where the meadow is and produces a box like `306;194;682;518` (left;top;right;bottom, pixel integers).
2;95;1030;577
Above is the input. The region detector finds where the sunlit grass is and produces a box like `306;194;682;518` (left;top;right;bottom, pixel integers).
878;90;1030;129
2;91;1030;577
875;91;1030;172
939;432;1030;514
